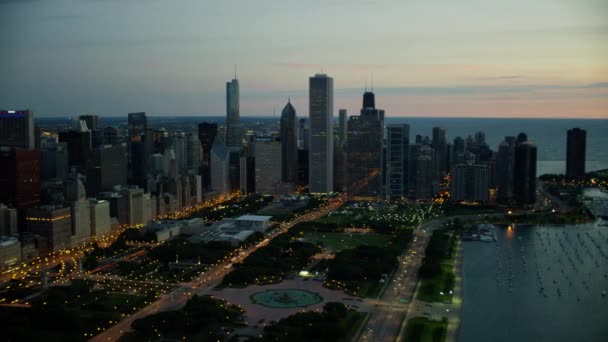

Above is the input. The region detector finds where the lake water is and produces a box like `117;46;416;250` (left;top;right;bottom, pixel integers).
459;220;608;341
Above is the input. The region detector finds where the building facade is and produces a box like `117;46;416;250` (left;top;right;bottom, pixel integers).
386;124;410;199
308;74;334;193
0;110;35;150
566;128;586;179
226;78;242;148
280;100;298;183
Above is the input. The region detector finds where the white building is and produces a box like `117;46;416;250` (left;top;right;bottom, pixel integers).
188;229;255;247
89;199;111;237
0;236;21;267
144;221;181;242
235;215;272;232
66;177;91;246
121;187;144;226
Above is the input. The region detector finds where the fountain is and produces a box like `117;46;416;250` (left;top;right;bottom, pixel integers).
251;289;323;308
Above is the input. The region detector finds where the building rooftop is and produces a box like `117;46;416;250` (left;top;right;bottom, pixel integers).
235;215;272;222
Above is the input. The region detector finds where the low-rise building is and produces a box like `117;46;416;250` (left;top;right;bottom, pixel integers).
235;215;272;232
0;235;21;267
26;205;72;251
143;221;181;242
188;229;255;247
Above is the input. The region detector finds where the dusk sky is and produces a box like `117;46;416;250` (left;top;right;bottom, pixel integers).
1;0;607;118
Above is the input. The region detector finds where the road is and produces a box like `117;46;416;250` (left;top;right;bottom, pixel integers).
360;219;439;342
91;193;349;341
360;213;508;342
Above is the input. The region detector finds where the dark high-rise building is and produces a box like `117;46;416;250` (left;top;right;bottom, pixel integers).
346;91;384;194
86;144;128;194
58;130;92;172
0;110;35;150
297;149;309;189
453;137;465;166
103;127;123;145
451;164;490;203
514;140;537;206
228;150;241;192
386;124;410;199
280;99;298;183
566;128;586;179
152;129;169;154
414;145;434;199
198;123;218;191
338;109;348;145
127;112;148;189
128;112;147;141
0;148;41;230
79;114;99;131
41;142;69;181
495;136;516;201
298;118;309;150
226;78;242;148
309;74;334;193
432;127;448;180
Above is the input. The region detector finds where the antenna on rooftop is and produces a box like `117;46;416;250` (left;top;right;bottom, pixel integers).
371;72;374;92
234;64;237;79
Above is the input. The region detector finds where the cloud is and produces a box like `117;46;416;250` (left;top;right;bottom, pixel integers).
335;82;608;97
477;75;522;81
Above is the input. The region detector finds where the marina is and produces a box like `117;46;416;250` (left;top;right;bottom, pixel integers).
459;221;608;341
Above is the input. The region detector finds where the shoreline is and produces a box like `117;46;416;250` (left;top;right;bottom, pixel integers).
447;239;464;342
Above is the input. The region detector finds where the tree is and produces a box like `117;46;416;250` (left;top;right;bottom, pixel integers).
82;254;98;271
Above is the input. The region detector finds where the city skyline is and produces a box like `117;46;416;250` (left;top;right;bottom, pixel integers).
1;0;607;118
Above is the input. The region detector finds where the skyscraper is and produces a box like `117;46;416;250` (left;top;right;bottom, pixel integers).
128;112;147;140
453;137;465;166
451;164;490;202
298;118;310;150
346;91;384;194
495;136;516;201
280;99;298;183
79;114;99;131
26;205;72;252
414;145;434;199
0;110;35;150
514;140;537;206
386;124;410;199
254;137;282;194
0;148;41;227
566;128;586;179
226;78;242;147
338;109;348;144
127;112;148;189
198;122;218;191
309;74;334;193
432;127;448;180
210;138;230;195
186;133;200;173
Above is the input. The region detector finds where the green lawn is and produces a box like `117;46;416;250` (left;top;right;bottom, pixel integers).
301;232;391;251
417;263;455;303
402;317;448;342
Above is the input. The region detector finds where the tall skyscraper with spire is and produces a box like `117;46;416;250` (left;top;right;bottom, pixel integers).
225;71;242;148
309;74;334;193
346;89;384;194
280;98;298;183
